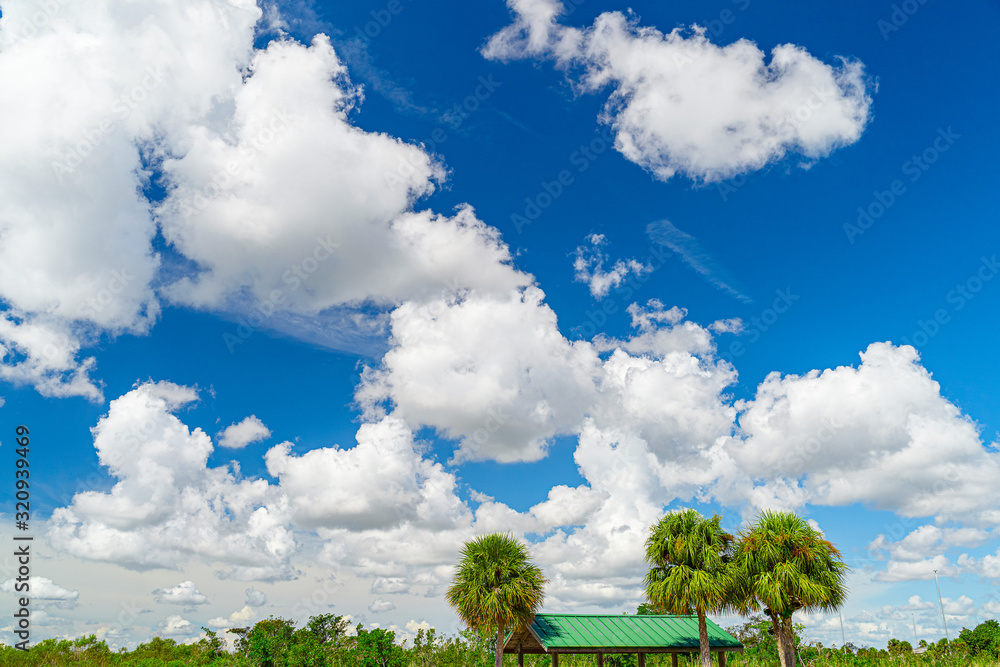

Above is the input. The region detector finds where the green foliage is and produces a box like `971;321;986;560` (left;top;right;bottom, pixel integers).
643;508;735;616
446;532;547;667
644;508;735;667
730;509;849;667
3;616;1000;667
961;619;1000;658
243;617;296;667
354;625;405;667
887;638;913;655
730;510;849;618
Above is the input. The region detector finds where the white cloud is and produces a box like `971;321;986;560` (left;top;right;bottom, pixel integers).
156;35;527;315
0;576;78;602
728;343;1000;523
207;605;256;630
573;233;651;299
357;287;602;463
484;0;872;182
265;417;468;532
158;614;196;637
245;587;267;607
877;555;959;583
0;0;534;398
47;381;296;580
371;577;410;595
218;416;271;450
0;0;263;399
369;598;396;613
152;581;209;606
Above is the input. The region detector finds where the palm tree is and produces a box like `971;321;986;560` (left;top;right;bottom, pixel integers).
446;532;547;667
644;508;735;667
730;510;849;667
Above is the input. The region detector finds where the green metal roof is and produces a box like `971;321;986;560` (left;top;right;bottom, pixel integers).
508;614;742;653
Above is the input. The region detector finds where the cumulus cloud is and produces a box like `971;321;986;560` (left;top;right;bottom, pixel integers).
0;0;533;397
265;417;468;531
0;577;78;602
573;233;651;299
156;35;528;316
218;416;271;450
357;287;602;463
158;614;196;637
728;343;1000;523
47;381;296;580
207;605;256;630
484;0;872;182
153;581;209;606
245;587;268;607
0;0;263;399
369;598;396;613
371;578;410;595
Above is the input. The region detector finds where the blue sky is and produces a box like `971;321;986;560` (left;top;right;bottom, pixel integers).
0;0;998;651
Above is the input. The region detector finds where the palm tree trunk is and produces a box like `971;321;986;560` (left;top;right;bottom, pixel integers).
698;612;711;667
768;611;788;667
495;621;504;667
778;615;796;667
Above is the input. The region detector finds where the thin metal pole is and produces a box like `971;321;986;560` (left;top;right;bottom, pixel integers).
933;569;950;647
839;611;846;648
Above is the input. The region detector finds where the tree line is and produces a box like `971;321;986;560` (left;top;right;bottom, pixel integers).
1;613;997;666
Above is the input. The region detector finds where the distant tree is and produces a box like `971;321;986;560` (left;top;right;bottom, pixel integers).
354;625;406;667
644;508;735;667
447;532;547;667
730;510;848;667
197;627;226;660
960;619;1000;658
239;617;297;667
727;614;779;662
635;602;657;615
887;638;913;656
307;613;350;646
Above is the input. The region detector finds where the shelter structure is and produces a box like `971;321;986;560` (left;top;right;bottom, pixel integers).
503;613;743;666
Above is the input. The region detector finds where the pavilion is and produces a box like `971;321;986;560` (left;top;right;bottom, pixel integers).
503;613;743;666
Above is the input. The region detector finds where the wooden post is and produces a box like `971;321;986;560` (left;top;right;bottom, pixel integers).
551;653;558;667
638;654;646;667
518;640;524;667
597;653;604;667
718;651;726;667
671;654;678;667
